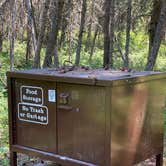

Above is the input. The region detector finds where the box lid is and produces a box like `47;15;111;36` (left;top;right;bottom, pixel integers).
7;68;166;86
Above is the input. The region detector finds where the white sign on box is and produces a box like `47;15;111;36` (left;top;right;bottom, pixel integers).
48;90;56;102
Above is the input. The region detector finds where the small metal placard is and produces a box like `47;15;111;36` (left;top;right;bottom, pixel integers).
18;103;48;125
48;90;56;102
21;86;43;105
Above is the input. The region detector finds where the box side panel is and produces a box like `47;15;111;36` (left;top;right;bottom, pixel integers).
13;78;57;153
57;83;106;165
111;79;166;166
7;77;17;165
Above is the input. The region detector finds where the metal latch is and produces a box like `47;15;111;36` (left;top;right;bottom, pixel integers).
59;93;70;105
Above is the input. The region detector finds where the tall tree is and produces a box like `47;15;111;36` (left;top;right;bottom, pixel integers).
0;30;3;52
0;15;3;52
24;0;37;56
43;0;64;68
0;0;9;52
145;0;166;70
89;25;99;62
109;0;115;68
33;0;50;68
124;0;132;68
85;0;95;52
59;0;73;48
103;0;111;68
25;25;32;63
9;0;16;71
75;0;87;66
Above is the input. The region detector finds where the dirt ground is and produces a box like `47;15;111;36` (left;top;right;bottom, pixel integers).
16;155;166;166
14;138;166;166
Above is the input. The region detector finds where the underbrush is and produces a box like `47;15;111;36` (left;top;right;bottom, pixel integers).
0;52;9;165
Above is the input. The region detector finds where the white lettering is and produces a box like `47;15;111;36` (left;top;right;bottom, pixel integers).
23;95;41;104
22;105;29;111
26;88;38;95
21;86;43;105
18;103;48;125
29;107;44;114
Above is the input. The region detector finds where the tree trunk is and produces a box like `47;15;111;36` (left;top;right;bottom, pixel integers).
124;0;132;68
0;32;2;52
30;0;38;38
43;0;64;68
0;0;9;52
54;46;59;68
24;0;37;56
59;14;67;48
33;0;50;68
9;0;16;71
109;0;115;68
0;22;3;52
89;26;99;62
25;26;31;63
85;0;95;52
114;34;125;62
59;0;73;48
148;0;161;55
103;0;111;68
53;0;64;67
75;0;87;66
145;0;166;71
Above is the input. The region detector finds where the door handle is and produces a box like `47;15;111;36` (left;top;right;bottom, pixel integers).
58;105;73;111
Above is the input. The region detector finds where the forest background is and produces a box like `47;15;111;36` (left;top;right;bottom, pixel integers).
0;0;166;165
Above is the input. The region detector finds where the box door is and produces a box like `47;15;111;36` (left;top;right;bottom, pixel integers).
57;83;106;165
14;79;57;153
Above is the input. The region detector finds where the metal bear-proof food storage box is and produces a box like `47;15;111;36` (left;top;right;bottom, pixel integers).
7;69;166;166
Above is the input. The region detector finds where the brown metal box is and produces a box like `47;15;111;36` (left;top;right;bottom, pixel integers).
7;69;166;166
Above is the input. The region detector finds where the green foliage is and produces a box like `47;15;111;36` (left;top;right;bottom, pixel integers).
0;45;9;166
0;82;8;165
57;30;166;71
113;31;166;71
